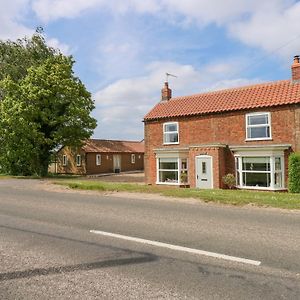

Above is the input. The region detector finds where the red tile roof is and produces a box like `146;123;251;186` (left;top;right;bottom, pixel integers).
83;139;144;153
144;80;300;121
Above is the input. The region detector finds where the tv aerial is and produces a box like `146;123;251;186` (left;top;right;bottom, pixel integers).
165;72;177;83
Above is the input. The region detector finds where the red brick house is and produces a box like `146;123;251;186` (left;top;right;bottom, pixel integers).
143;56;300;191
57;139;144;175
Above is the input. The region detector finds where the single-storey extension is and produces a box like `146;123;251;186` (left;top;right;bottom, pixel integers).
57;139;144;175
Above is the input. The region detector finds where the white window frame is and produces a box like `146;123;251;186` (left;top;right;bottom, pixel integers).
62;155;67;166
235;153;285;190
156;157;188;185
131;154;136;164
163;122;179;145
76;154;81;166
96;154;101;166
245;112;272;141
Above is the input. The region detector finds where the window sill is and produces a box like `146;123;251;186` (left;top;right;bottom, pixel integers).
236;185;286;191
163;142;179;145
245;138;273;142
156;181;180;186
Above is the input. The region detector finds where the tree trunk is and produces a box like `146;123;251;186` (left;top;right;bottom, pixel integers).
38;148;50;177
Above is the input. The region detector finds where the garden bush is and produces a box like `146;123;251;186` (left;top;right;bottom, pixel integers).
288;153;300;193
222;173;236;189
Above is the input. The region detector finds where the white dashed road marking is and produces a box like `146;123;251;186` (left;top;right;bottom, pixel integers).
90;230;261;266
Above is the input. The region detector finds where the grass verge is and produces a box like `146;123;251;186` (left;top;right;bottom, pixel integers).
0;174;11;179
55;180;300;210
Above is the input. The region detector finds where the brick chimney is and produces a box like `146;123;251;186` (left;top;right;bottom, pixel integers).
161;82;172;101
292;55;300;82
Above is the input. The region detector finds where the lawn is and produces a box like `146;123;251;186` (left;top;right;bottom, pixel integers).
55;180;300;210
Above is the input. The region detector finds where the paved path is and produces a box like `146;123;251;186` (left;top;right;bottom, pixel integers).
0;179;299;299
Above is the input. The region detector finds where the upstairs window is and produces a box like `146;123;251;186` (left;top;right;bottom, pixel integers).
96;154;101;166
246;113;271;140
163;122;179;144
76;155;81;166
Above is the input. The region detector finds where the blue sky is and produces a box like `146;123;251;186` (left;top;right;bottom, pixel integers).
1;0;300;140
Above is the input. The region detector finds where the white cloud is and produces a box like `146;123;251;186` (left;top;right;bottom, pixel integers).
46;37;71;55
32;0;161;22
95;28;143;81
31;0;300;60
32;0;103;22
32;0;264;23
0;0;70;55
229;2;300;59
159;0;300;59
0;0;33;40
93;60;260;139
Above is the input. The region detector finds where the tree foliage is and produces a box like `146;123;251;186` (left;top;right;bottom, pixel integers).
288;153;300;193
0;29;97;176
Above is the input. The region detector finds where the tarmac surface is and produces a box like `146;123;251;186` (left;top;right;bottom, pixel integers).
0;179;299;299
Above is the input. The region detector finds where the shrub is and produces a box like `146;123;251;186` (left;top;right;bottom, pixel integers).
222;173;236;189
288;153;300;193
180;172;188;183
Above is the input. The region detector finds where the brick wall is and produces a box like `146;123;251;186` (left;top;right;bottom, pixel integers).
144;105;298;187
86;153;144;175
57;147;86;175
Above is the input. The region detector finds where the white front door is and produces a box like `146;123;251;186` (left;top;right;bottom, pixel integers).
196;156;213;189
113;155;121;172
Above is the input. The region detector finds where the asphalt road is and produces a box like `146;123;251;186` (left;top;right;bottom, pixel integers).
0;179;299;299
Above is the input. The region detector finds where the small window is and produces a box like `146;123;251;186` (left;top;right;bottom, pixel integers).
246;113;271;140
163;122;179;144
202;162;207;174
131;154;136;164
63;155;67;166
76;155;81;166
96;154;101;166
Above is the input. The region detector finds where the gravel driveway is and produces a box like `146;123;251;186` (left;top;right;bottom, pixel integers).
87;172;145;183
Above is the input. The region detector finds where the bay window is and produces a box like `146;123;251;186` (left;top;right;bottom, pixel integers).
235;155;284;189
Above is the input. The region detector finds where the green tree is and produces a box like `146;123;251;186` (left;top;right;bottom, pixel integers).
0;27;56;82
0;30;97;176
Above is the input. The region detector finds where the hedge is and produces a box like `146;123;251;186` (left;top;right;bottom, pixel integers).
288;152;300;193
